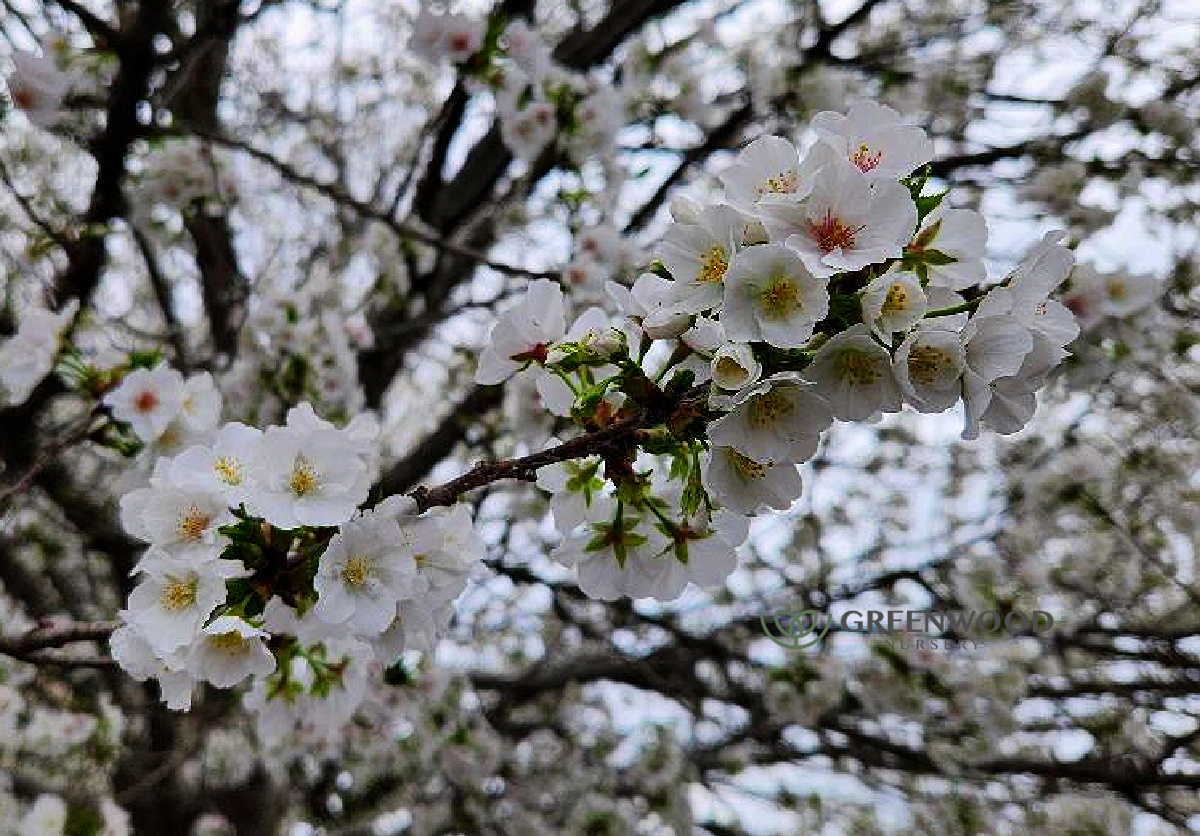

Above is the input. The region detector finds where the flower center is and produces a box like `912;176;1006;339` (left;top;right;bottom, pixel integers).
213;456;243;485
177;506;213;542
748;390;793;427
714;356;747;382
907;346;950;385
810;210;862;253
208;632;250;653
851;143;883;172
156;423;181;452
757;170;798;197
13;88;37;110
835;349;880;386
160;575;198;611
288;456;319;496
728;448;767;479
759;278;800;318
697;246;729;284
881;283;909;316
134;390;159;413
340;556;373;587
1106;279;1127;301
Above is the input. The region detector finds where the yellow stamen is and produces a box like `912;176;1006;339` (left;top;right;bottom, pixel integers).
851;143;882;172
714;356;746;381
697;246;729;284
159;576;198;611
208;632;249;653
759;278;800;318
213;456;243;486
728;448;767;479
288;456;319;496
177;506;212;542
907;347;948;386
340;557;372;587
881;283;909;316
757;170;798;197
836;350;880;385
748;390;794;427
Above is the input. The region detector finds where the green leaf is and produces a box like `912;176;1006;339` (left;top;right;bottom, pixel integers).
126;349;163;370
663;368;696;397
919;248;958;266
681;468;706;517
914;188;949;221
383;658;415;687
668;452;690;481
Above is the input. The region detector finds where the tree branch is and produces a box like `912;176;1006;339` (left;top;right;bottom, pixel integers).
0;620;120;662
50;0;121;49
190;130;559;281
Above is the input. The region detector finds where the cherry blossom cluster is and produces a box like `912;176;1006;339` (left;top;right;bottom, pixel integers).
0;622;133;831
3;794;130;836
2;33;107;132
412;9;624;164
99;363;482;727
220;282;372;426
476;101;1089;601
1062;263;1161;331
0;298;76;407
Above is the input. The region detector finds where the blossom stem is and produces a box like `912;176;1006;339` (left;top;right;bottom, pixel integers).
410;384;708;512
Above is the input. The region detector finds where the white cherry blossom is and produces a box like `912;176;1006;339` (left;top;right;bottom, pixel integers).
170;422;263;507
803;324;902;420
659;205;759;314
476;279;568;385
119;479;233;554
722;243;829;348
710;342;762;391
893;324;966;412
718;135;814;212
861;270;928;338
708;374;833;462
762;158;917;278
103;364;186;442
6;51;73;128
17;794;67;836
0;299;77;406
125;550;247;656
313;512;419;636
109;622;198;710
247;416;372;529
702;445;804;514
811;100;934;180
911;207;989;289
1065;264;1160;326
188;617;276;688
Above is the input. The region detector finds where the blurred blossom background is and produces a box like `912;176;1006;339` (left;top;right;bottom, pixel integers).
0;1;1198;834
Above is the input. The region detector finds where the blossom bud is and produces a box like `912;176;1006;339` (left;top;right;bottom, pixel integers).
710;343;762;391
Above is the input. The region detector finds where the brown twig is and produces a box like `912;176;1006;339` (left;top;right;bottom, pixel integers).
0;619;120;664
0;410;101;512
410;383;705;511
411;412;643;512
